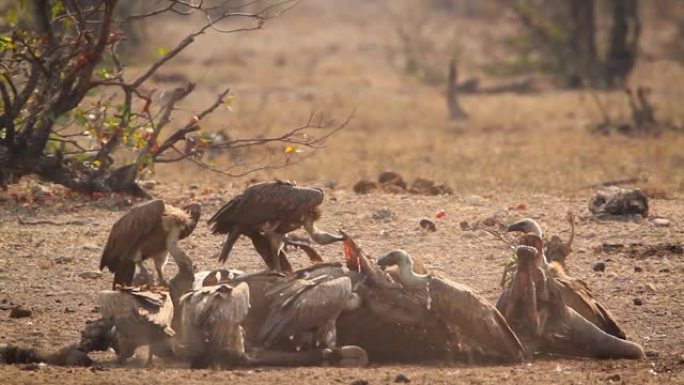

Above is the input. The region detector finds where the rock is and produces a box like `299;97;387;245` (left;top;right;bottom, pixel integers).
79;271;103;279
10;305;32;318
378;171;407;189
634;266;643;273
419;219;436;232
82;243;99;251
140;180;157;190
372;209;394;222
464;195;483;206
645;350;660;358
633;297;644;306
394;373;411;383
589;187;648;217
592;261;606;272
353;180;377;195
606;374;621;382
653;218;670;227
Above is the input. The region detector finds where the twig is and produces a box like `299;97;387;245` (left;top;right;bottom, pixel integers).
17;216;87;226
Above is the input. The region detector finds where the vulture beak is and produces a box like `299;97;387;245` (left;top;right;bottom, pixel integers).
376;251;401;270
506;218;543;238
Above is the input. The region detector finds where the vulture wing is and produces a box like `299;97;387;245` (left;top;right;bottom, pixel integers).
97;288;174;336
180;283;250;346
100;199;165;272
208;181;324;234
429;277;526;363
259;276;352;347
549;274;626;339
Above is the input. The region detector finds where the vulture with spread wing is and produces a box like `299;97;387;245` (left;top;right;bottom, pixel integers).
496;244;643;359
97;287;175;365
506;219;625;339
179;282;250;369
100;199;201;288
208;180;344;273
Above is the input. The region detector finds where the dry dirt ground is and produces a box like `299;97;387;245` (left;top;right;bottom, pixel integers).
2;0;684;383
1;181;683;384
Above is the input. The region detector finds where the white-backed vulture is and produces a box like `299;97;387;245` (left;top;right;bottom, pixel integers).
507;214;575;269
208;180;344;273
179;282;250;369
373;250;526;363
96;287;175;365
100;199;201;288
506;220;626;339
496;244;643;359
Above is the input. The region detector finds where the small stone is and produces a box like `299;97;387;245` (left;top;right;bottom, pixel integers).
645;350;659;358
82;244;99;251
606;374;621;382
464;195;483;206
633;297;644;306
64;307;76;313
394;373;411;383
634;266;643;273
140;180;157;189
79;271;103;279
459;221;470;231
372;208;394;222
10;305;32;318
419;219;436;232
653;218;670;227
592;261;606;272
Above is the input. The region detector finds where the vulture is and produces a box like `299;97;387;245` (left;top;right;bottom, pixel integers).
506;219;626;339
507;214;575;269
496;244;643;359
100;199;201;288
96;287;175;365
179;282;250;369
208;180;344;273
259;273;360;350
336;236;525;363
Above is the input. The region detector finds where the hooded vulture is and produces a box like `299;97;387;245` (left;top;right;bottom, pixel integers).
336;237;525;364
496;244;643;359
100;199;201;288
208;180;344;273
506;219;626;339
96;287;175;365
179;282;250;369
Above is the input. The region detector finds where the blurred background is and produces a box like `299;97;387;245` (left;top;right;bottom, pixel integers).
5;0;684;195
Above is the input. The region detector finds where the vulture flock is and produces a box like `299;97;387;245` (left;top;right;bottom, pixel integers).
1;180;645;370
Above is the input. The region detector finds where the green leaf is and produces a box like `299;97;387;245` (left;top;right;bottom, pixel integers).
51;1;65;20
157;47;169;56
6;8;18;27
96;68;114;80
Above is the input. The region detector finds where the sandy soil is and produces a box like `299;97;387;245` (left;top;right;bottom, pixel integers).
1;182;683;384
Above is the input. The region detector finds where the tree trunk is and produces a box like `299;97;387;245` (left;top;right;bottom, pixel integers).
446;60;468;120
605;0;640;86
568;0;597;87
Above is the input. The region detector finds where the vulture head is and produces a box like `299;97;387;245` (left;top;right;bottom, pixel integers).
507;218;543;238
376;250;431;290
179;202;202;239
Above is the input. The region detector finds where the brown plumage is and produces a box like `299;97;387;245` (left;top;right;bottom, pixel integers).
208;180;343;273
506;230;626;340
179;282;250;369
259;274;358;350
544;212;575;269
373;250;526;363
97;287;175;365
496;245;643;359
100;199;201;288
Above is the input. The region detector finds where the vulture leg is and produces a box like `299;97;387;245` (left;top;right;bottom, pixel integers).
249;231;293;273
113;261;136;289
136;262;155;286
303;216;344;245
267;234;286;273
152;251;169;286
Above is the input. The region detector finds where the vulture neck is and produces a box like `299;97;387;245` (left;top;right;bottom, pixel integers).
396;258;430;290
303;217;341;245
